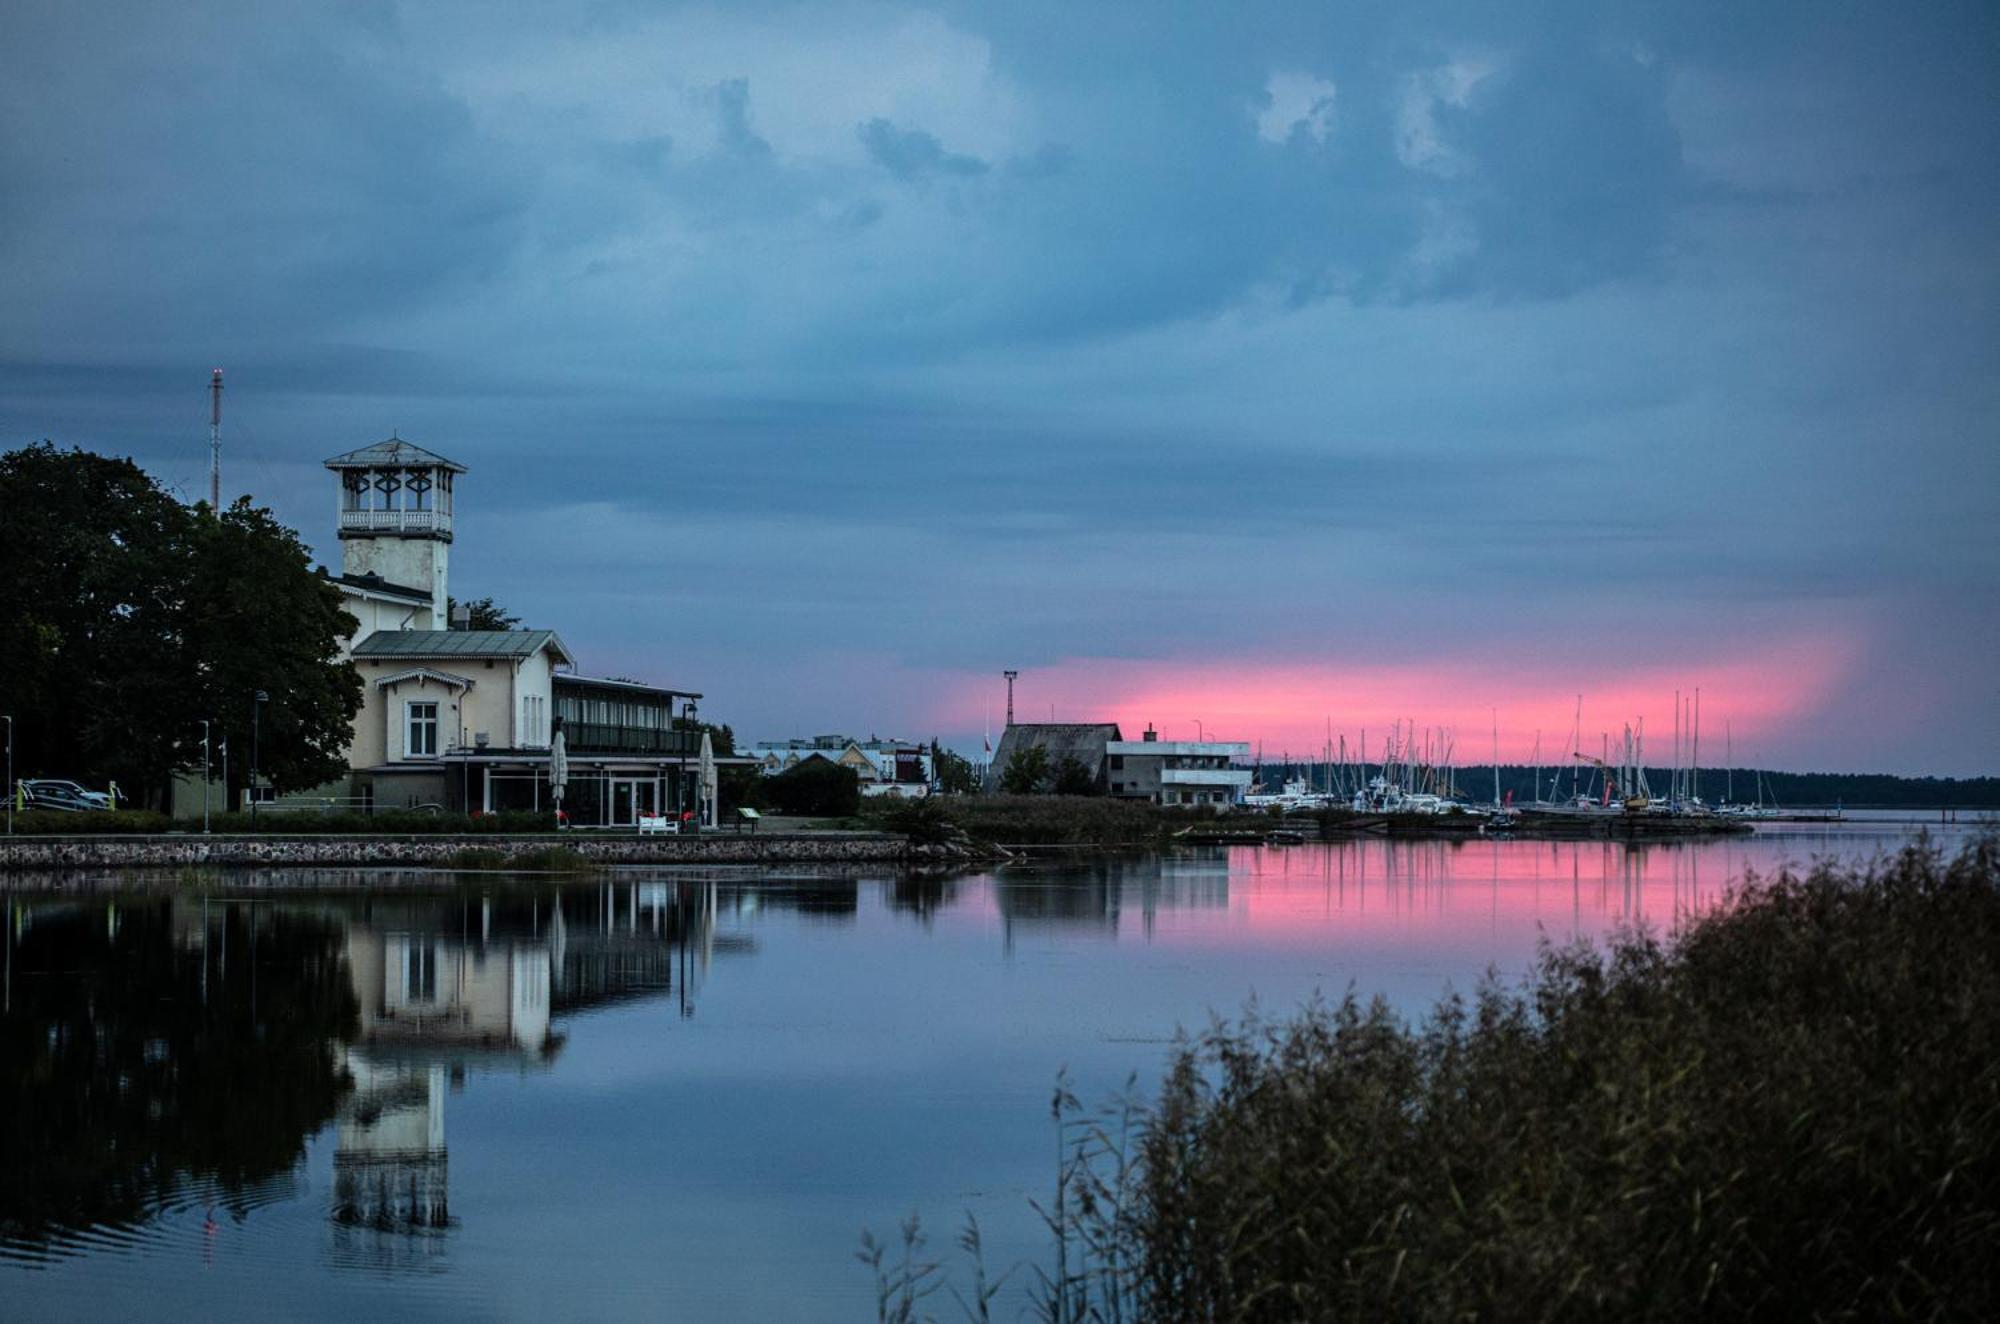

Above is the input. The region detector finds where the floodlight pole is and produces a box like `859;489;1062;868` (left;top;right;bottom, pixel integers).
251;690;268;823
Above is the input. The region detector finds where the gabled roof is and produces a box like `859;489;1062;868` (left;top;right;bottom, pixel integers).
352;629;573;665
324;437;467;473
985;723;1124;792
374;666;477;690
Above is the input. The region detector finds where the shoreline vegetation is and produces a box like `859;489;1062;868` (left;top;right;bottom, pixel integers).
867;835;2000;1322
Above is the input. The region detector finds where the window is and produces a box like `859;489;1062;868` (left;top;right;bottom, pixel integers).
405;943;437;1003
407;701;439;757
1109;755;1124;769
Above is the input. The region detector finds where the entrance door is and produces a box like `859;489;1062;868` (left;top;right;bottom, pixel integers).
610;777;658;827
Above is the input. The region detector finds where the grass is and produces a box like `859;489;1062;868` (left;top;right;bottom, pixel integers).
861;795;1229;848
869;834;2000;1321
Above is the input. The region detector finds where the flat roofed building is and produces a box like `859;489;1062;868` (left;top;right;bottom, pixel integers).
1105;728;1253;806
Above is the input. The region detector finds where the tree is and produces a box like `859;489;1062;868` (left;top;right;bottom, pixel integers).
0;443;362;805
766;757;860;817
1001;744;1051;794
447;595;519;630
932;740;979;795
179;500;362;798
1;443;194;801
1052;754;1100;796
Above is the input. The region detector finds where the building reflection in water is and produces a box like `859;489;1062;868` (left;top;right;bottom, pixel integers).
0;878;742;1271
994;855;1230;951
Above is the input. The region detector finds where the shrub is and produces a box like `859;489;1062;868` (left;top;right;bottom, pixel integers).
913;836;2000;1321
7;809;172;834
867;795;957;845
766;759;861;817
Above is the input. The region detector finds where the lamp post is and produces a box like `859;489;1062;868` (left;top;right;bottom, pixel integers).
4;714;12;837
251;690;268;823
1195;719;1204;742
200;719;212;834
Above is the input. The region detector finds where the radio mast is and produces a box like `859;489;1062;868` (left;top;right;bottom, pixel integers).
208;368;224;510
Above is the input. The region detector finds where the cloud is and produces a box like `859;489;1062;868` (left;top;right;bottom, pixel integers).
858;117;990;180
1;0;1995;771
1257;71;1338;144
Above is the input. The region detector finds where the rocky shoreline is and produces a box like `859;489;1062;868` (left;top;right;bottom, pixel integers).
0;830;985;874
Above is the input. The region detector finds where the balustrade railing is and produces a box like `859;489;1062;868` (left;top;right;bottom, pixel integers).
338;508;450;535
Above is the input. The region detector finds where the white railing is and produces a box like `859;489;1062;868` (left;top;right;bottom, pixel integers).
339;508;450;535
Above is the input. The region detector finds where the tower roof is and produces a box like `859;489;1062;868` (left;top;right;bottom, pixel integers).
323;437;467;473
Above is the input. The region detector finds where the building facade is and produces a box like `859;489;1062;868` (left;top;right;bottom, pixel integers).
1105;727;1253;806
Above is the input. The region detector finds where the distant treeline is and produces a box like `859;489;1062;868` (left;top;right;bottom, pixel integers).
1249;761;2000;808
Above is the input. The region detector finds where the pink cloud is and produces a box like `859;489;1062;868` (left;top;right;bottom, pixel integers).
942;626;1863;765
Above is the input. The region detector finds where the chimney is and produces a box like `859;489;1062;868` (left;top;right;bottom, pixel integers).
1143;724;1158;742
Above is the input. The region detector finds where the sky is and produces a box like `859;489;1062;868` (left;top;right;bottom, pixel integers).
3;0;1995;774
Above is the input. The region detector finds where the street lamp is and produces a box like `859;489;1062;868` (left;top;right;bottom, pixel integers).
4;714;12;837
200;719;212;834
1195;719;1205;742
251;690;268;823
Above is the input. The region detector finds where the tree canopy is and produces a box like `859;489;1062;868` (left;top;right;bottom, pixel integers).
0;442;362;805
931;740;978;795
447;595;519;630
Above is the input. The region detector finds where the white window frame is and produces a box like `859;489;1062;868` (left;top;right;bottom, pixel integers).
406;699;440;759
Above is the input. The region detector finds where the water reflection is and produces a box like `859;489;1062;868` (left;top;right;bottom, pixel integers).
1;879;742;1266
995;855;1229;945
0;898;356;1253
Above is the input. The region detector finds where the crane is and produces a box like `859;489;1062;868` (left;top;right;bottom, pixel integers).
1572;752;1648;811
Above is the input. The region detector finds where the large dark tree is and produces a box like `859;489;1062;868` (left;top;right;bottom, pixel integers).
0;443;192;800
0;442;361;805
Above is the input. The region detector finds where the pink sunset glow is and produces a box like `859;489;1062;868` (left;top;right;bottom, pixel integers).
948;628;1862;766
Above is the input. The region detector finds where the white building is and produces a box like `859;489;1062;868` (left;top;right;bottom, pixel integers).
1105;726;1253;806
744;736;933;797
320;438;735;823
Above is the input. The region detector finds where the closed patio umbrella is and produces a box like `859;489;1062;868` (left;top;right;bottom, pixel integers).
698;729;717;830
549;724;569;825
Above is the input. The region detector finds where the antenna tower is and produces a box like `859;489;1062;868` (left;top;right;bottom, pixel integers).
208;368;224;510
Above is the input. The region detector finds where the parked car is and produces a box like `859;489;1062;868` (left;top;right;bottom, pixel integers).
21;780;110;812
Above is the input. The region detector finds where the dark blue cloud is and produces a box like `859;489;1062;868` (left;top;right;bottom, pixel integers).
859;119;989;179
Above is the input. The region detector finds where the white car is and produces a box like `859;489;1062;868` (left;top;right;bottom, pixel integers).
23;779;112;810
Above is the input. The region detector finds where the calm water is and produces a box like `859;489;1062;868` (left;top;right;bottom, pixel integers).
2;814;1983;1321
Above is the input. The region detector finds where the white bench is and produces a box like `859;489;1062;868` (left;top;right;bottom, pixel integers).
637;814;678;835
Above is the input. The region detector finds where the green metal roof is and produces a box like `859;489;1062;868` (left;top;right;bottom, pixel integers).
352;629;572;664
323;437;467;473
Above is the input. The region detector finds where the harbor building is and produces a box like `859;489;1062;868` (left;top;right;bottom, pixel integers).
315;439;734;824
1105;726;1253;806
984;722;1251;804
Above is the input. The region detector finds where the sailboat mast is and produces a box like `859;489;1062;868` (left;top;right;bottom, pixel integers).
1692;688;1701;803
